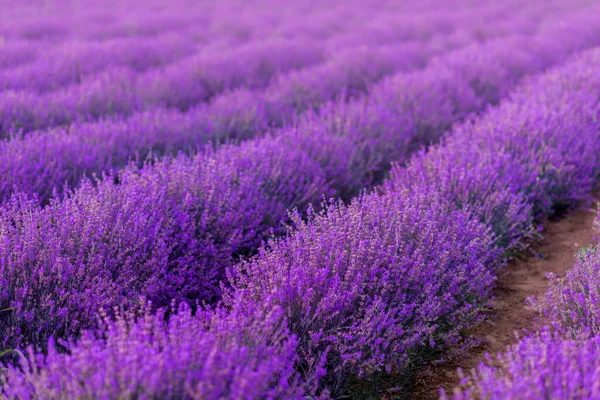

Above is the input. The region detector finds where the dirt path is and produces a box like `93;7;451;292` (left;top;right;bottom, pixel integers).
409;195;599;400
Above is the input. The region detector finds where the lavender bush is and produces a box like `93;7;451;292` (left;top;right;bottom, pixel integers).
226;192;497;395
387;48;600;252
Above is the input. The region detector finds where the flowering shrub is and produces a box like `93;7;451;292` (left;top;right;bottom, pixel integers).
227;192;497;395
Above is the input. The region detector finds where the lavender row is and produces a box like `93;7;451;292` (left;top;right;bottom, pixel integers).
0;40;43;71
2;4;596;205
5;45;600;399
444;213;600;399
0;34;199;93
1;303;316;399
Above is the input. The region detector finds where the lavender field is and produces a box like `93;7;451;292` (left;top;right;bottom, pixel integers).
1;0;600;398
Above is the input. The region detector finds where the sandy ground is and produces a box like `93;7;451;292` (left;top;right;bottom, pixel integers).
410;195;599;400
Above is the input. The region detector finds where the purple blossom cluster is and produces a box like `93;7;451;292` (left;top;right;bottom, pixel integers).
0;138;332;349
2;0;600;398
388;53;600;249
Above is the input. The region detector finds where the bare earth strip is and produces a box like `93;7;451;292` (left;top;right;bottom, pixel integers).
410;193;600;400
